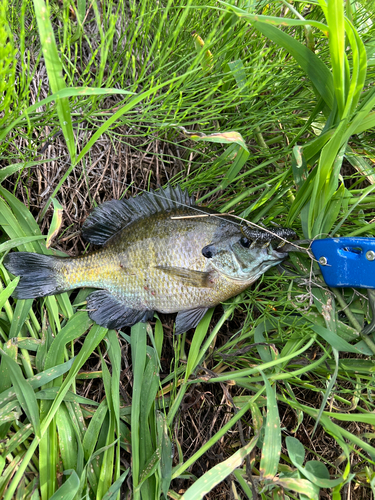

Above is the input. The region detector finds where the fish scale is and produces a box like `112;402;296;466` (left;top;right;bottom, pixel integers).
4;186;294;334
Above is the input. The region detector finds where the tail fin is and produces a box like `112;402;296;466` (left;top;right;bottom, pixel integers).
3;252;68;299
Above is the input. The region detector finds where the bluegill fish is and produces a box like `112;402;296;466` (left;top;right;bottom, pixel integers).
4;186;295;334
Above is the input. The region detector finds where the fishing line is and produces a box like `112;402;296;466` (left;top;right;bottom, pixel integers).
27;162;305;251
95;178;306;250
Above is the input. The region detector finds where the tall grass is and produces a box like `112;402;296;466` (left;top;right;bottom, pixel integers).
1;0;375;498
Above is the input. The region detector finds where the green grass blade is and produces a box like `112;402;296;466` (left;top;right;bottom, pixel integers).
0;349;40;437
82;400;108;461
56;403;78;471
259;371;281;479
0;87;131;142
0;236;46;253
101;470;129;500
327;0;345;116
9;299;33;338
42;70;197;217
44;312;93;371
0;276;19;312
180;433;259;499
130;322;147;494
252;21;334;109
32;0;75;162
48;470;80;500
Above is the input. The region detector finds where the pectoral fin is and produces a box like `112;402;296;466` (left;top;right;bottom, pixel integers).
156;266;214;288
175;307;209;335
87;290;154;330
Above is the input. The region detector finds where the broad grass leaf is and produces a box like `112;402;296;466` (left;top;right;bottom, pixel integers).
217;1;328;32
344;19;367;115
172;391;263;480
222;145;250;188
353;110;375;134
136;447;162;490
1;350;40;437
0;160;55;183
0;339;17;396
130;322;147;489
3;424;33;456
44;312;93;372
9;299;33;338
9;338;41;351
82;400;108;459
97;357;116;499
0;358;75;409
286;435;344;488
0;185;42;242
0;401;22;423
56;404;77;471
233;469;254;498
43;323;107;431
157;412;173;499
251;21;334;109
0;235;46;253
303;130;335;162
48;470;80;500
36;387;99;405
321;183;346;236
291;146;307;190
180;126;249;152
227;59;247;91
46;198;63;249
107;329;121;420
311;324;370;355
180;433;258;499
0;276;19;312
154;316;164;361
101;470;129;500
274;477;318;499
185;308;214;380
327;0;346;116
32;0;76;162
259;371;281;479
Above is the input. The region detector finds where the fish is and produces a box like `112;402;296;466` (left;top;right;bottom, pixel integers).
3;185;295;334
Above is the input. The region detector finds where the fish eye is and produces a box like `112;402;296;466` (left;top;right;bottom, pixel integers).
202;245;215;258
240;237;251;248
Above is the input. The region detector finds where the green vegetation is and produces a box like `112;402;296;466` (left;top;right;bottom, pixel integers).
1;0;375;498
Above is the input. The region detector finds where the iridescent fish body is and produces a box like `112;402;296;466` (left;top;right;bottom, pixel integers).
4;186;293;334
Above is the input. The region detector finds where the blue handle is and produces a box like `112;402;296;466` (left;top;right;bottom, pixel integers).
311;237;375;288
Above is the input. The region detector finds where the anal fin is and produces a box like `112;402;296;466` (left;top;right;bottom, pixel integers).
156;266;214;288
175;307;208;335
86;290;154;330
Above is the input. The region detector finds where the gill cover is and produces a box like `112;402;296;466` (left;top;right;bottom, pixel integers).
204;236;289;283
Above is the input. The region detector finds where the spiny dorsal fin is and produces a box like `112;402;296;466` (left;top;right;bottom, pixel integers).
82;185;195;245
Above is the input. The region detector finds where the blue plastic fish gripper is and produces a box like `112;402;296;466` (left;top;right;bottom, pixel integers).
311;237;375;289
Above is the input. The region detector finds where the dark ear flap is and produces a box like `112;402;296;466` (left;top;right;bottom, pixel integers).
82;185;195;245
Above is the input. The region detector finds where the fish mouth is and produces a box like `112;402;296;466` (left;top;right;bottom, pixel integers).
275;239;311;254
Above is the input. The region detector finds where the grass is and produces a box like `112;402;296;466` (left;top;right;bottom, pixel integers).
1;0;375;498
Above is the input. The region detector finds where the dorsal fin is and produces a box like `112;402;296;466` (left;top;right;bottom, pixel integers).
81;185;195;245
